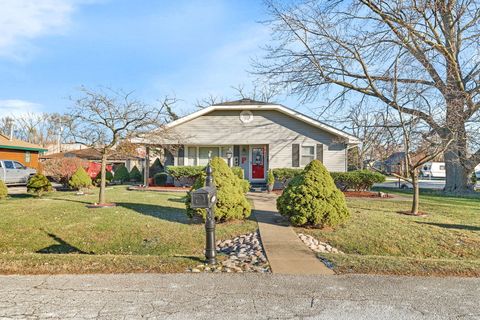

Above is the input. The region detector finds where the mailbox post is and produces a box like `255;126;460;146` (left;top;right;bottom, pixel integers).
190;162;217;264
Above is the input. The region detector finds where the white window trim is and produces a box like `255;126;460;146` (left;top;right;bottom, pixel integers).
184;145;234;166
300;144;316;167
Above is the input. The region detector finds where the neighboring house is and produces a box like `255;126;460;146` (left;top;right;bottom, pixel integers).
0;133;47;169
44;143;87;155
40;148;144;173
383;152;406;175
140;99;360;183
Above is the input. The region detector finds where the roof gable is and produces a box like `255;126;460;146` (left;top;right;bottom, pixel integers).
166;102;360;144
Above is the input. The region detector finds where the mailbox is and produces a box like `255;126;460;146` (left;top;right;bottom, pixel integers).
190;186;217;209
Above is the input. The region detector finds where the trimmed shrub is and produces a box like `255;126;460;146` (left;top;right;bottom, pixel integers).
113;165;130;183
94;170;114;186
231;166;244;180
272;168;303;183
231;166;250;193
27;174;52;197
277;160;349;227
69;167;92;190
149;158;164;178
331;170;385;191
0;180;7;200
154;172;168;186
267;169;275;186
167;166;205;181
129;166;143;182
186;157;251;222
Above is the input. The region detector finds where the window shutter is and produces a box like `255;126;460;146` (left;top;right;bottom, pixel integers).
164;148;174;166
316;144;323;162
292;144;300;167
177;146;184;166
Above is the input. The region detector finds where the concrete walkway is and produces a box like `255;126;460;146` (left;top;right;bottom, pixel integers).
248;192;335;275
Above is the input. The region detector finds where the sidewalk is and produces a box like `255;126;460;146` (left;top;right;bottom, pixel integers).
248;192;334;275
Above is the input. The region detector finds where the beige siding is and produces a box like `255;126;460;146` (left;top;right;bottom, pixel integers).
165;110;347;172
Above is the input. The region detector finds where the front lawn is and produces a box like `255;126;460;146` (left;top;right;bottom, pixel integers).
298;192;480;276
0;187;257;274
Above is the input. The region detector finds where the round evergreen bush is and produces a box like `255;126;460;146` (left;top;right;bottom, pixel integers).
129;165;143;182
154;172;168;186
231;166;244;179
0;180;8;200
186;157;251;222
149;158;164;178
277;160;350;227
113;165;130;183
230;166;250;192
27;174;52;197
69;167;92;190
94;170;114;186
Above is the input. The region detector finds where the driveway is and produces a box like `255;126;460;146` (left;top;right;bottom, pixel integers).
0;273;478;319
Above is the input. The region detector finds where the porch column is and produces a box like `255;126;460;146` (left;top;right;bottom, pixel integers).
144;146;150;187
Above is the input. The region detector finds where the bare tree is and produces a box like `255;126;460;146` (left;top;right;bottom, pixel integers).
345;104;399;169
388;110;452;215
256;0;480;193
67;87;171;205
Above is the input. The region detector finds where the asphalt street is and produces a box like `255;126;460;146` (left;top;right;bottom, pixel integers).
0;273;478;319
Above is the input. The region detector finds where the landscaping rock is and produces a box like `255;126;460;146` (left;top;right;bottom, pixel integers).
187;231;270;273
297;233;344;254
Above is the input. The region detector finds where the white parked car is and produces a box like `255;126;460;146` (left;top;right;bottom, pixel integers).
475;164;480;179
0;160;37;185
420;162;446;178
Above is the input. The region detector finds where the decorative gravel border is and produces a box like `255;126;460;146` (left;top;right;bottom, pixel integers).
187;231;270;273
297;233;344;254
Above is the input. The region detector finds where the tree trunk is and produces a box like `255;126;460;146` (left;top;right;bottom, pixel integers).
443;87;472;193
98;152;107;205
444;141;472;193
410;172;419;215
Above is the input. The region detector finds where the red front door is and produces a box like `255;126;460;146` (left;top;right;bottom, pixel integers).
251;146;265;179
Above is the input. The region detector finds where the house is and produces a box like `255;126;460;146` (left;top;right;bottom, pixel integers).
140;99;360;183
0;133;47;169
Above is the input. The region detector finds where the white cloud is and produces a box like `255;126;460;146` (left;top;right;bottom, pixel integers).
0;99;42;116
0;0;77;60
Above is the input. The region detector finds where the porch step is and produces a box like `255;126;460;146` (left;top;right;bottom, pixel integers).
250;182;267;192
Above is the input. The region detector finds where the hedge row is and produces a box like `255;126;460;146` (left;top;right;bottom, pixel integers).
272;168;385;191
166;166;205;180
331;170;385;191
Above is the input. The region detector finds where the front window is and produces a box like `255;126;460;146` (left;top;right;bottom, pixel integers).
198;147;219;166
187;147;197;166
25;151;31;163
301;146;315;166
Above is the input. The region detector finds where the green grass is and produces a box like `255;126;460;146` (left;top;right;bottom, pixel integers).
297;191;480;276
0;187;257;274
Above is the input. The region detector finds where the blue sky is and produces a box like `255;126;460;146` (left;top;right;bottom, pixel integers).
0;0;309;117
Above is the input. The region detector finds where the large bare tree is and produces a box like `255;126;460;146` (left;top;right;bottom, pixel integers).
68;87;172;205
256;0;480;193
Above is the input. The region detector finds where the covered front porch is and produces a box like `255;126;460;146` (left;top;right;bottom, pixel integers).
175;145;268;183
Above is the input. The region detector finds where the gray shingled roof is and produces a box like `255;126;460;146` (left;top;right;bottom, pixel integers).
212;98;270;106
